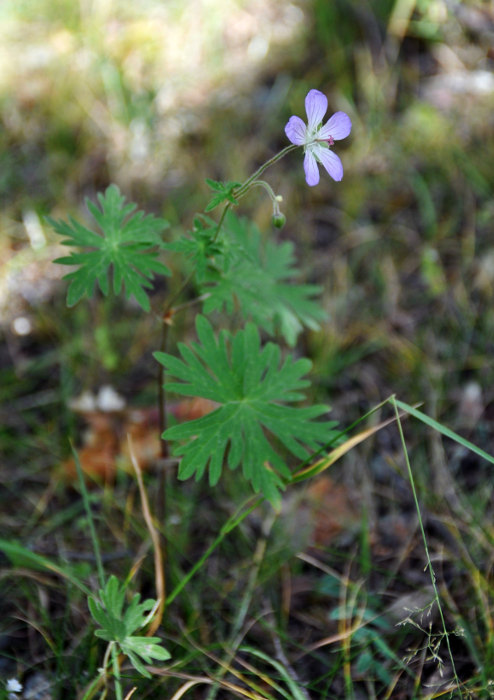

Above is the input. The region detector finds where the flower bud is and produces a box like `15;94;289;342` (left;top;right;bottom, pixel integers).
272;212;286;229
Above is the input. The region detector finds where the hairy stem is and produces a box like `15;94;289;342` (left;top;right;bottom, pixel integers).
235;144;298;199
212;143;298;242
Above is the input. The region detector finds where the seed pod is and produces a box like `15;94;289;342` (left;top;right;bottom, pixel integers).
272;213;286;229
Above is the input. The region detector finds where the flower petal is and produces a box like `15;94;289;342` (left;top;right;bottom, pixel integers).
285;115;307;145
318;111;352;141
314;145;344;182
304;150;320;186
305;89;328;132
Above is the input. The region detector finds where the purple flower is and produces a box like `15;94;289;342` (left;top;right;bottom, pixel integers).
285;89;352;186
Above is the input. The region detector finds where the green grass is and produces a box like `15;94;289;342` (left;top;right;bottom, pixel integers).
1;0;494;697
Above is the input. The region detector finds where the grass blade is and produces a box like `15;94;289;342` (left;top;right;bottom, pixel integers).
394;399;494;465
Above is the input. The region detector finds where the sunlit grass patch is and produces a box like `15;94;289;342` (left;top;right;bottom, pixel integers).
1;0;494;697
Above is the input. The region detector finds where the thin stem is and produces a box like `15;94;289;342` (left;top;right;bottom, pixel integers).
156;318;170;562
154;143;299;522
157;319;170;460
246;179;280;204
211;200;232;243
390;395;461;691
165;496;262;607
162;269;195;318
235;144;298;199
212;144;298;243
71;442;105;588
111;643;123;700
206;511;277;700
170;292;211;315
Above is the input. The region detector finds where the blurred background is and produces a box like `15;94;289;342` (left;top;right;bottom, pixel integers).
1;0;494;694
2;0;494;464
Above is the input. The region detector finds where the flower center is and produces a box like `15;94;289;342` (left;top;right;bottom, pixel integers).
316;136;334;146
305;124;335;150
307;132;335;149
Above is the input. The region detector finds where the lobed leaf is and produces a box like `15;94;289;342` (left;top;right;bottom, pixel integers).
49;184;170;310
204;179;241;212
88;575;170;677
164;216;224;283
155;316;338;503
201;211;326;346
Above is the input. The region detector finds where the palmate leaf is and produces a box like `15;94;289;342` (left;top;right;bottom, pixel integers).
165;215;224;283
154;316;338;504
89;575;148;643
121;637;171;679
204;179;242;212
49;184;170;311
88;575;170;678
201;212;327;346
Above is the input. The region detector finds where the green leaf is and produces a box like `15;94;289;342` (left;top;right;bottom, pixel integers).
89;576;128;642
119;637;171;678
49;184;170;310
89;576;149;642
123;594;155;635
121;636;171;662
88;575;170;677
204;179;241;212
165;216;224;284
101;574;126;618
154;316;338;504
202;211;326;346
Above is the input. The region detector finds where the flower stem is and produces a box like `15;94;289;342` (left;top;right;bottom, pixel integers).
241;178;278;202
212;143;298;242
235;144;298;199
156;141;299;463
211;200;232;243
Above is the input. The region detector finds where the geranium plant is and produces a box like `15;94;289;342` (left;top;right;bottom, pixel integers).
49;89;352;692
